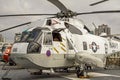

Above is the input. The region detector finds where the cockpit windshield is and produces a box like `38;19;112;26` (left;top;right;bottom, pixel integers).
20;29;41;42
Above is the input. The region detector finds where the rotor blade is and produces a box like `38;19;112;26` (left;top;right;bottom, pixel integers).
0;22;31;32
114;34;120;36
0;14;56;17
77;10;120;15
90;0;109;6
47;0;68;11
108;34;120;36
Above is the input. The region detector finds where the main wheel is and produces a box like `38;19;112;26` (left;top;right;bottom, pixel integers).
76;66;87;78
76;70;84;78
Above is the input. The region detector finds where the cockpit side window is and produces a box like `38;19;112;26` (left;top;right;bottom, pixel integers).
52;33;62;42
43;32;52;45
46;19;52;26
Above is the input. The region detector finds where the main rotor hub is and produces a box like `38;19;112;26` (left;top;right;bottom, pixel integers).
56;10;77;18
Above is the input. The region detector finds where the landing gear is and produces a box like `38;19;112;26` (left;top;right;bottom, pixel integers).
8;58;16;66
76;65;87;78
30;70;43;75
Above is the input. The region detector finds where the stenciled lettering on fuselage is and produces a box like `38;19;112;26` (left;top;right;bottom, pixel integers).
89;42;99;53
109;42;118;49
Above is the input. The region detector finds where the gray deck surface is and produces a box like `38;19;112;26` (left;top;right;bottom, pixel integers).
0;62;120;80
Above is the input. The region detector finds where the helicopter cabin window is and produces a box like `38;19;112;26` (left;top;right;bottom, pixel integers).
43;32;52;45
52;33;62;42
83;42;87;50
46;19;52;26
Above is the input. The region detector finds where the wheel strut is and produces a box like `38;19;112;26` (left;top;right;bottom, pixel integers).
76;65;87;78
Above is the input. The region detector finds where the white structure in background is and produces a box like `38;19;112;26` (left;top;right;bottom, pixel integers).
0;34;5;52
0;34;11;52
94;24;120;67
14;33;21;42
95;24;111;36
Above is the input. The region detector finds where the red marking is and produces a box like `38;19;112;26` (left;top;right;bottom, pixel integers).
97;45;99;49
51;20;60;25
89;44;92;49
3;46;12;62
89;43;99;49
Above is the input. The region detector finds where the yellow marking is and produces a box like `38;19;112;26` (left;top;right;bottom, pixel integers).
62;37;66;41
60;42;65;47
61;47;66;52
53;47;59;54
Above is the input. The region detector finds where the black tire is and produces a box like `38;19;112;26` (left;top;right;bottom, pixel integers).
8;58;16;66
77;70;84;78
9;62;14;66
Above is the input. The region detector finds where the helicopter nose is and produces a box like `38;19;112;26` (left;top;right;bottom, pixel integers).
11;42;29;54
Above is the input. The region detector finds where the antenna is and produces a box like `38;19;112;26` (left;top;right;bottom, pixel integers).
92;22;98;35
92;22;97;29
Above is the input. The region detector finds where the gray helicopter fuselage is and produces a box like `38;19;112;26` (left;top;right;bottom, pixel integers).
10;18;120;70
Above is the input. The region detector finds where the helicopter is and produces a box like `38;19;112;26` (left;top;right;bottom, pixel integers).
0;0;120;79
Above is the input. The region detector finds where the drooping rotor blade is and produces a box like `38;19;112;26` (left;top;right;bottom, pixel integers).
77;10;120;15
106;34;120;40
90;0;109;6
108;34;120;37
47;0;68;11
0;22;31;32
0;13;56;17
113;34;120;36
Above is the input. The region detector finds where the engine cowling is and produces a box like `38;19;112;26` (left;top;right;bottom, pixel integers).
75;52;105;68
